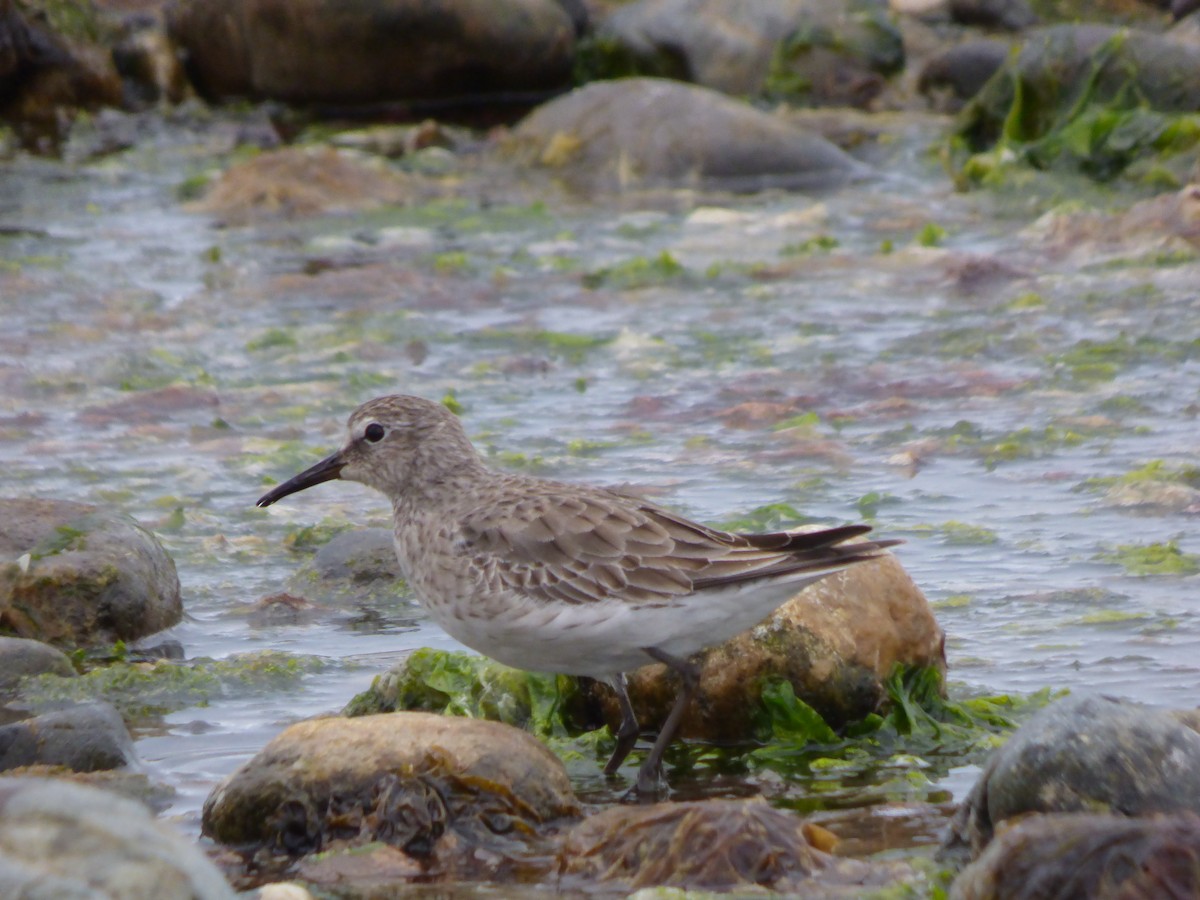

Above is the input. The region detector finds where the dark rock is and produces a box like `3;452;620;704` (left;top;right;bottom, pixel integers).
0;0;122;143
949;812;1200;900
0;776;235;897
918;39;1011;109
588;0;903;108
0;636;75;695
559;798;914;893
507;77;871;193
166;0;575;110
202;713;579;866
942;694;1200;862
0;498;182;648
949;0;1036;31
0;702;136;772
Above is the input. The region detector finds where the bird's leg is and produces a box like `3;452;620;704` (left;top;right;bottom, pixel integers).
635;647;701;796
603;672;641;775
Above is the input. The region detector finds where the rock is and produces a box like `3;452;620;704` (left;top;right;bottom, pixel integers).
190;146;415;225
166;0;575;109
587;0;903;108
0;0;123;137
918;39;1011;110
0;702;136;773
949;812;1200;900
948;0;1036;31
955;25;1200;179
202;713;580;865
0;498;182;648
283;527;410;608
0;775;235;898
507;77;871;192
942;694;1200;862
0;636;74;695
559;798;913;893
591;548;944;741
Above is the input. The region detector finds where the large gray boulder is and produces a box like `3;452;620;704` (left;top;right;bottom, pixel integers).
507;77;870;192
0;776;235;898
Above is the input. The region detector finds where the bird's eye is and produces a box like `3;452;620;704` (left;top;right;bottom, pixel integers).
364;423;385;443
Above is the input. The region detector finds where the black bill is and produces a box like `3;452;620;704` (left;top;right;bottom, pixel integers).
256;451;345;507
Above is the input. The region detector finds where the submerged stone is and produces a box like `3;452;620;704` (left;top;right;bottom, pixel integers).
0;702;136;773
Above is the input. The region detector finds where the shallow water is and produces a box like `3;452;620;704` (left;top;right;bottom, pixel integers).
2;115;1198;844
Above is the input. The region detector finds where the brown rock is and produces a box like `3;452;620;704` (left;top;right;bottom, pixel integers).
166;0;575;108
594;547;944;740
950;812;1200;900
202;713;580;865
559;798;913;893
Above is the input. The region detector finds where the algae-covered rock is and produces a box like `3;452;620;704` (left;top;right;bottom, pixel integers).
953;25;1200;184
942;694;1200;862
593;549;944;742
559;797;914;893
507;77;870;192
0;776;235;898
202;713;580;866
949;812;1200;900
0;498;182;648
584;0;903;108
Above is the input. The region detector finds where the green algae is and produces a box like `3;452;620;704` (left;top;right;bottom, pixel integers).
1081;459;1200;493
915;223;947;247
1095;540;1200;576
1049;334;1200;385
282;519;353;552
582;251;686;290
715;503;813;534
780;235;839;256
18;650;328;722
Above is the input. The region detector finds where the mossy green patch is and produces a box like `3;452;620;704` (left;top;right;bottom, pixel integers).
18;651;327;722
1081;459;1200;493
938;521;999;545
467;327;613;364
780;235;839;256
582;251;685;290
1095;540;1200;576
282;519;353;552
29;524;87;561
1049;334;1200;385
715;503;813;534
345;648;578;739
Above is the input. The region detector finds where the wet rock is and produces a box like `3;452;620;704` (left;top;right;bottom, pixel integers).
284;528;409;608
0;0;122;139
956;25;1200;180
918;39;1011;110
166;0;575;109
202;713;579;867
949;812;1200;900
507;77;870;193
0;636;74;695
559;798;913;893
0;702;136;773
190;146;415;225
586;0;903;108
593;548;944;741
0;775;235;898
0;498;182;648
948;0;1035;31
942;694;1200;862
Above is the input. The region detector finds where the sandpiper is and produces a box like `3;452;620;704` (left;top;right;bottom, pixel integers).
257;394;898;795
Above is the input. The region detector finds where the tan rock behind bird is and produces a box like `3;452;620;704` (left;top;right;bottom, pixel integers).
257;394;900;796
